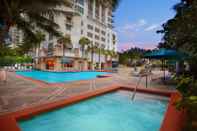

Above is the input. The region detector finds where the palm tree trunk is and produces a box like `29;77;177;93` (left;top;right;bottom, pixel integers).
36;46;39;58
99;49;101;69
91;51;93;63
82;48;84;58
91;50;94;70
63;46;65;57
62;46;65;71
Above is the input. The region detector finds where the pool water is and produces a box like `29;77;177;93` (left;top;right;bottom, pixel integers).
16;70;108;83
19;91;168;131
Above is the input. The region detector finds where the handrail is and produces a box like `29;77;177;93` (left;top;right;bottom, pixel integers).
131;71;150;100
131;75;142;100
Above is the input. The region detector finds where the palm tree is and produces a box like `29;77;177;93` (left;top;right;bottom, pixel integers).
87;43;98;69
104;49;113;62
97;44;105;69
34;31;45;58
0;0;70;46
57;34;72;57
16;31;45;58
79;37;90;58
16;37;34;56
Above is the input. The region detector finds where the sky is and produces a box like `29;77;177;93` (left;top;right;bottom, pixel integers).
113;0;180;52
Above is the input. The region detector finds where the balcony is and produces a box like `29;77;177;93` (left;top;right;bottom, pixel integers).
38;45;86;59
65;21;73;27
53;47;63;57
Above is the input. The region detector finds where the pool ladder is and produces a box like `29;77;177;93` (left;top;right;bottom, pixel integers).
131;73;149;100
131;76;142;100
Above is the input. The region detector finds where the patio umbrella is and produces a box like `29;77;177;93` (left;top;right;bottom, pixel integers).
144;48;187;80
144;48;186;60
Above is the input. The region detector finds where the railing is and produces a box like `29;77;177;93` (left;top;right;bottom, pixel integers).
131;71;151;100
131;75;143;100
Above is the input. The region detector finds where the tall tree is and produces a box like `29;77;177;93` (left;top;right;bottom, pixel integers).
79;37;90;58
157;1;197;130
34;31;45;58
57;34;72;57
119;47;146;65
98;44;105;69
14;31;45;57
157;0;197;77
0;0;70;46
88;43;97;69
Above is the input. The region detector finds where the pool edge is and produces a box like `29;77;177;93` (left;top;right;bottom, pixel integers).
14;71;112;86
0;85;185;131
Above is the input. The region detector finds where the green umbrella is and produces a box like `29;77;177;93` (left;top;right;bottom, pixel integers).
144;48;187;80
144;48;186;60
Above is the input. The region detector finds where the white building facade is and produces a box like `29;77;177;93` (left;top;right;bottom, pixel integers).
34;0;118;71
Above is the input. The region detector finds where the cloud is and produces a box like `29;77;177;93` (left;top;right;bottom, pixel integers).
116;20;162;51
116;19;147;33
138;19;147;26
144;24;159;31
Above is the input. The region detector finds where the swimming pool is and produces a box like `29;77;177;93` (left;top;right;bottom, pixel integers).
16;70;109;83
19;90;168;131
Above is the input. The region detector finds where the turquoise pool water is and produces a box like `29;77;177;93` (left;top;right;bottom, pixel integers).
19;91;168;131
16;70;108;83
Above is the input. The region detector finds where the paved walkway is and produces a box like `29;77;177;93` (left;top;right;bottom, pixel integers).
0;67;176;115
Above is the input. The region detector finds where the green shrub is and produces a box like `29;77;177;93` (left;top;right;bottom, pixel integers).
0;56;33;66
176;76;197;130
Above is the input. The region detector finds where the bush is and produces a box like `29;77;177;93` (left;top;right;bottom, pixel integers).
0;56;33;66
176;76;197;130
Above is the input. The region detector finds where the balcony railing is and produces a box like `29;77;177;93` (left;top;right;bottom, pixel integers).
37;46;91;59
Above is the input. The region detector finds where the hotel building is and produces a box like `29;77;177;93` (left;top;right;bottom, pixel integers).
29;0;118;71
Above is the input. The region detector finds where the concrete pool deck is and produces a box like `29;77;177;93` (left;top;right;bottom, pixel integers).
0;67;176;115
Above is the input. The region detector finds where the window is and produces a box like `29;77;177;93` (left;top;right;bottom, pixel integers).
95;1;100;19
76;0;84;6
101;30;106;35
108;10;112;17
48;43;53;56
95;42;99;47
112;34;116;41
101;37;105;42
81;21;83;26
65;16;72;31
88;0;93;17
81;30;83;35
101;7;106;23
66;16;72;22
87;32;93;38
108;17;112;23
95;35;99;40
87;24;93;30
112;34;116;45
95;27;100;33
75;5;84;14
66;24;72;31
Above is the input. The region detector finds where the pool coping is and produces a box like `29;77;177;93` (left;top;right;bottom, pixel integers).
0;85;186;131
14;71;113;86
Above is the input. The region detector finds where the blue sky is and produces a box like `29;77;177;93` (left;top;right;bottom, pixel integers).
114;0;180;51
